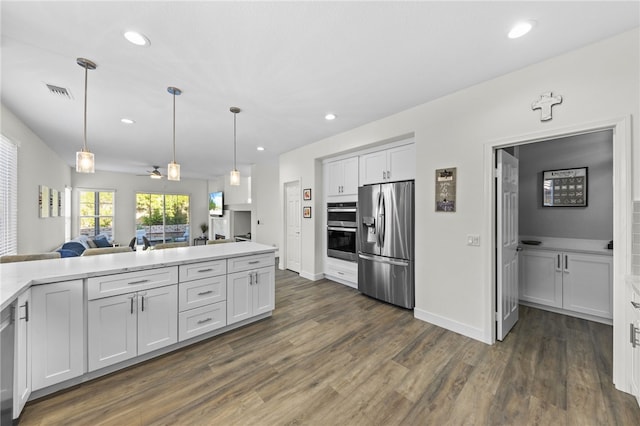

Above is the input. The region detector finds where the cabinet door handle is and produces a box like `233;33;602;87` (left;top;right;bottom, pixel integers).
383;171;387;179
249;273;253;286
631;323;640;348
128;279;149;285
129;296;135;315
387;170;391;179
197;318;213;325
140;293;146;312
19;300;29;322
198;290;214;296
248;260;260;265
565;255;569;271
557;254;561;271
631;301;640;309
197;268;213;273
254;272;259;285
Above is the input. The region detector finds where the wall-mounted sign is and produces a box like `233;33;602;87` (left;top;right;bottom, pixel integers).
435;167;456;212
543;167;588;207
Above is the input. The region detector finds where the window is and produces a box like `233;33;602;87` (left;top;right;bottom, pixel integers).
0;135;18;256
135;193;189;246
78;190;115;241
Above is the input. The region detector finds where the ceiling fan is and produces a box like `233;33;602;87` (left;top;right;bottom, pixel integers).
137;166;163;179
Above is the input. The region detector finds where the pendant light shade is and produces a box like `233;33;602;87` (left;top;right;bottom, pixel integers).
76;58;96;173
230;107;241;186
167;87;182;181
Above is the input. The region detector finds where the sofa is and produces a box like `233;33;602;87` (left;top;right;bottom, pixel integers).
56;234;121;258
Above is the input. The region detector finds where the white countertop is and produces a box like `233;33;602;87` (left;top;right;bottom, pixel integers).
0;242;276;310
518;236;613;256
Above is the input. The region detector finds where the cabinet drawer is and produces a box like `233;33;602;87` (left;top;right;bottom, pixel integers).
87;267;178;300
179;259;226;282
227;253;275;273
325;264;357;284
179;275;226;312
179;302;226;341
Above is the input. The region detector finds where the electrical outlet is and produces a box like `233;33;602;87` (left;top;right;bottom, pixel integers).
467;234;480;246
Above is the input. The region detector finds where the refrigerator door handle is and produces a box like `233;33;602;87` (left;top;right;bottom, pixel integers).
358;253;410;267
376;191;383;247
380;192;386;247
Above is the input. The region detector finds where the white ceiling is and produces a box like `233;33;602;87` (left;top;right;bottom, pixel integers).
2;1;638;180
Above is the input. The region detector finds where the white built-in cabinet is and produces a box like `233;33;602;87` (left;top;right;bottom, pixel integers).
519;248;612;321
87;268;179;371
31;280;84;390
13;289;31;417
227;254;275;325
359;143;415;185
326;156;358;197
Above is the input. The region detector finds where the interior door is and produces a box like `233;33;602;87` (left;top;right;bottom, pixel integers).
285;181;301;273
497;149;519;340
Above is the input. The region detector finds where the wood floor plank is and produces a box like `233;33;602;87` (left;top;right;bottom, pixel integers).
17;271;640;425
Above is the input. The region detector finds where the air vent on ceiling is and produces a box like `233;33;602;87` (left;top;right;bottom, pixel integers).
45;84;73;99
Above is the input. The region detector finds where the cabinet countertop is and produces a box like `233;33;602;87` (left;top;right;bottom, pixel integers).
0;242;276;311
518;236;613;256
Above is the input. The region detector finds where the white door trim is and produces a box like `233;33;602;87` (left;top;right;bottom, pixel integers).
483;116;631;392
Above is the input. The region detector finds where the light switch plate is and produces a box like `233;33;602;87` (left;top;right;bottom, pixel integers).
467;234;480;246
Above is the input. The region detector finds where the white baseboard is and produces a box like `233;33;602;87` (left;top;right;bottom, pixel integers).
299;270;324;281
414;307;491;344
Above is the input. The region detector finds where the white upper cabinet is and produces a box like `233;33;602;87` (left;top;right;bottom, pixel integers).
326;156;358;197
359;143;415;186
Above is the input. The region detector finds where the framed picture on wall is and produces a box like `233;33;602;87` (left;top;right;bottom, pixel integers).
39;185;49;218
303;188;312;200
542;167;588;207
303;206;312;218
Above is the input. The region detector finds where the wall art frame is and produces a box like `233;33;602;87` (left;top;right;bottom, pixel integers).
542;167;588;207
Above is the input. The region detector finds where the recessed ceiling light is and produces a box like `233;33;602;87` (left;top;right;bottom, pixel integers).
257;146;265;151
325;113;336;120
508;21;534;39
124;31;150;46
121;118;135;124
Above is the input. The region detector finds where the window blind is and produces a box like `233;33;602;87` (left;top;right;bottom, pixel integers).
0;135;18;256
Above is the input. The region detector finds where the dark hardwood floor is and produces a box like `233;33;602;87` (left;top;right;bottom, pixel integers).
19;269;640;425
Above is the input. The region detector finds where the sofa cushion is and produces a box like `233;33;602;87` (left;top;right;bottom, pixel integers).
60;241;86;256
94;236;111;248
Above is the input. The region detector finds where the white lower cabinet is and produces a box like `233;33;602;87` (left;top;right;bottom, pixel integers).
519;248;612;320
227;266;275;325
88;285;178;371
630;285;640;405
13;289;31;418
31;280;84;391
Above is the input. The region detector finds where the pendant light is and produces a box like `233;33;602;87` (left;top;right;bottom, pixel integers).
229;107;241;186
167;86;182;181
76;58;97;173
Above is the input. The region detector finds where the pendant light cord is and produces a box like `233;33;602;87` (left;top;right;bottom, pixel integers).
172;91;176;163
233;112;237;170
83;63;88;152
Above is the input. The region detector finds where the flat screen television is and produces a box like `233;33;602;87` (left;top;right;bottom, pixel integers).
209;191;223;216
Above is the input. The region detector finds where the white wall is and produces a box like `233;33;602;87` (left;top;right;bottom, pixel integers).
1;104;71;252
519;130;613;240
251;160;280;250
279;29;639;340
71;171;208;247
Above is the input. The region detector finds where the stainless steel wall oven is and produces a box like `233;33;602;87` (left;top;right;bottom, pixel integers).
327;202;357;262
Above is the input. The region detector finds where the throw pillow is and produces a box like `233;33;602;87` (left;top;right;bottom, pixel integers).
57;248;80;258
87;239;98;248
94;236;111;248
60;241;86;256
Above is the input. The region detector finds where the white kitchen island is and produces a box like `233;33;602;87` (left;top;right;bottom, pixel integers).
1;242;276;420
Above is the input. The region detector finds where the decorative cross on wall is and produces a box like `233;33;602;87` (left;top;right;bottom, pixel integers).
531;92;563;121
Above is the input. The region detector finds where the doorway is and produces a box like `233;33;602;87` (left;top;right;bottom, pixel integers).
284;180;301;273
486;116;631;391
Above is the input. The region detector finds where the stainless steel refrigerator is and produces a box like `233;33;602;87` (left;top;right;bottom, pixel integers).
358;180;414;309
